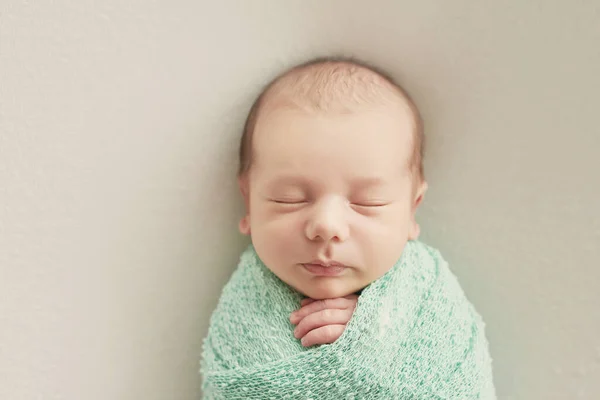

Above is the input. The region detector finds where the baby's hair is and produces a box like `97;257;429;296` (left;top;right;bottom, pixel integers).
238;56;425;182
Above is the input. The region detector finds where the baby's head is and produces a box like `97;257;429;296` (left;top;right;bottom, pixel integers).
237;58;427;299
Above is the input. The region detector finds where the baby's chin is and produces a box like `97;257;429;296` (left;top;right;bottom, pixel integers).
294;279;367;300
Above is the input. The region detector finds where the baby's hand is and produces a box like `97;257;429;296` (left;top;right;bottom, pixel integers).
289;295;358;347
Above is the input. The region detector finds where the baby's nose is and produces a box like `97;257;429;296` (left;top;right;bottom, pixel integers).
305;199;350;242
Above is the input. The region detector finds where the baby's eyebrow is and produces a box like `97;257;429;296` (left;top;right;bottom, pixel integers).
265;175;309;188
352;177;386;189
264;176;387;190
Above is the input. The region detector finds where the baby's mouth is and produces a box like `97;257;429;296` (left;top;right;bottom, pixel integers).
301;261;347;277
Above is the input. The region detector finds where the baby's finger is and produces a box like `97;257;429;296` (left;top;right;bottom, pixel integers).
300;324;346;347
344;294;359;301
300;298;315;307
290;298;316;325
290;297;356;324
293;308;353;339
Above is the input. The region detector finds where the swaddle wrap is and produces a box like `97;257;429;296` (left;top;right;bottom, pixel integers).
201;240;496;399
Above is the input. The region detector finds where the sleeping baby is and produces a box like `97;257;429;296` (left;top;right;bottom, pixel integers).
201;58;496;399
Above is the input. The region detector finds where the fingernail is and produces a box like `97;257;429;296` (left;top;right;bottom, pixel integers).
301;337;307;346
293;329;299;338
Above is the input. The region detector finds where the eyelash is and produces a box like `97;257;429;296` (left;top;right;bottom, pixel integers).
270;199;307;205
270;199;388;209
351;202;389;208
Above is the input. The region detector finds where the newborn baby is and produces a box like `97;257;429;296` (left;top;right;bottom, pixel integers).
201;58;496;399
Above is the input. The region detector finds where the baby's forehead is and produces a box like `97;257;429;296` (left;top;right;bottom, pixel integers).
253;105;415;182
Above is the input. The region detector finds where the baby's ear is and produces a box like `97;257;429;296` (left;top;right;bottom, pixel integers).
413;181;428;210
238;176;251;235
408;181;428;240
238;216;251;235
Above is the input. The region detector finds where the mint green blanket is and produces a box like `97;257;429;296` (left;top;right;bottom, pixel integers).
201;240;496;399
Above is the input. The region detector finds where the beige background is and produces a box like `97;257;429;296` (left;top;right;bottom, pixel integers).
1;1;599;399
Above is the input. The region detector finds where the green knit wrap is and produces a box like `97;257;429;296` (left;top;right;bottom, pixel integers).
201;240;496;399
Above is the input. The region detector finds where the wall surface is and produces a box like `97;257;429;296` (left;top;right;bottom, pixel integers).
1;1;599;399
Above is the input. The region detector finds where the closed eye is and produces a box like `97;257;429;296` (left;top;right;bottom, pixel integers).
270;199;307;205
351;202;390;208
350;202;389;215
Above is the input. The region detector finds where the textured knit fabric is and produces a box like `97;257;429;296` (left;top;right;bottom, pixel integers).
201;240;496;399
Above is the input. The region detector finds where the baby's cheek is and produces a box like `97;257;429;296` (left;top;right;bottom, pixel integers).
262;213;303;242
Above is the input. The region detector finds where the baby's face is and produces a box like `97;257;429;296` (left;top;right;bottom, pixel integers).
240;104;425;299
